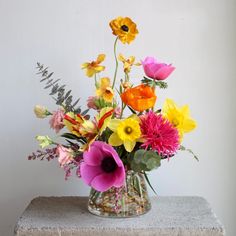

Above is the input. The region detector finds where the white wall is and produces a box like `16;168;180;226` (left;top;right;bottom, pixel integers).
0;0;235;235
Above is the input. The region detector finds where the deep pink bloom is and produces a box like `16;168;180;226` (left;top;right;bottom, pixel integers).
87;96;99;110
49;109;65;133
56;145;74;166
80;141;125;192
142;56;175;80
140;111;179;156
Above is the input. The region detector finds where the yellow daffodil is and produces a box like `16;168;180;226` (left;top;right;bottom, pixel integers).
81;54;106;77
118;53;141;73
162;98;197;141
109;17;138;44
108;117;141;152
96;77;114;102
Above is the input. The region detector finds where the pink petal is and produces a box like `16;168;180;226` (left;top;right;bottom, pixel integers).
142;56;157;64
101;144;123;167
80;163;103;185
143;65;155;78
91;173;116;192
113;167;125;187
154;65;175;80
83;145;103;166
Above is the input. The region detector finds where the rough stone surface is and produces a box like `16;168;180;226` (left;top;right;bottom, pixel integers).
14;196;225;236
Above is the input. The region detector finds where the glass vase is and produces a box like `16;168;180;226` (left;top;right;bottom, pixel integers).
87;170;151;217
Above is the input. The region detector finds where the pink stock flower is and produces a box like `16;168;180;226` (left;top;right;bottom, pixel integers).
56;145;74;167
80;141;125;192
140;111;180;156
49;109;65;133
114;106;121;118
142;56;175;80
87;96;99;110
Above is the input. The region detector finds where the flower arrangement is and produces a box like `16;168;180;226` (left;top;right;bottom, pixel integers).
28;16;197;217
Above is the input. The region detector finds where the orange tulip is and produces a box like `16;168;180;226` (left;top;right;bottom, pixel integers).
120;84;157;112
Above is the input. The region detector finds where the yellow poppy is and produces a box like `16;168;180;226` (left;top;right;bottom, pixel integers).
109;17;138;44
96;77;114;102
118;53;141;73
81;54;105;77
162;98;197;141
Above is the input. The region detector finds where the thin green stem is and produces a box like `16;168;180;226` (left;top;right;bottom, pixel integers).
112;37;119;89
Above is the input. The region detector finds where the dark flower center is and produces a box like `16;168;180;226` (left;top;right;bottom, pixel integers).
125;126;133;134
101;157;117;173
121;25;129;32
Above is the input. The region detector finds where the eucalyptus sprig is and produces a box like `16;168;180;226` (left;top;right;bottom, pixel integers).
36;62;89;116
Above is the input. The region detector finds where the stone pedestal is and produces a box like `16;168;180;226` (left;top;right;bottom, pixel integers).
14;196;225;236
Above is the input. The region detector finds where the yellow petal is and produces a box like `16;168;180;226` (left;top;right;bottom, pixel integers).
100;77;110;88
86;68;95;77
182;119;197;133
124;140;136;152
94;65;105;73
109;133;123;146
96;107;114;133
96;54;106;63
108;119;121;132
81;63;89;69
118;53;125;62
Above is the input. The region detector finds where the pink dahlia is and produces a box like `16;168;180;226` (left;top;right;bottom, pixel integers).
80;141;125;192
142;56;175;80
140;111;179;156
49;108;65;133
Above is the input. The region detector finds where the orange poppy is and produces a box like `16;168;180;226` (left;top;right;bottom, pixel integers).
120;84;157;112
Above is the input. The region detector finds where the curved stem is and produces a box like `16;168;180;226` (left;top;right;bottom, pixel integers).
112;37;119;89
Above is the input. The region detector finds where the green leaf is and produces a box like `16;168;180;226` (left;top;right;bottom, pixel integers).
144;172;157;195
179;145;199;161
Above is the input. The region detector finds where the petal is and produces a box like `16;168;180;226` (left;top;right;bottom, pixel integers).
86;69;95;77
80;163;103;185
83;145;103;166
118;53;125;62
91;173;116;192
154;66;175;80
96;54;106;63
143;65;155;78
81;63;89;69
124;140;136;152
100;77;110;88
182;118;197;133
108;132;123;146
108;119;121;132
94;65;105;73
113;166;126;187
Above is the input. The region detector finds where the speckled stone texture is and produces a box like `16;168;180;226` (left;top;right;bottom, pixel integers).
14;196;225;236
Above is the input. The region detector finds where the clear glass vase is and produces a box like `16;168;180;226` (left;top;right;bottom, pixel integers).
87;170;151;217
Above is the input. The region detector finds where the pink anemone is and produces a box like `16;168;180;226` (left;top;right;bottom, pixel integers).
142;56;175;80
80;141;125;192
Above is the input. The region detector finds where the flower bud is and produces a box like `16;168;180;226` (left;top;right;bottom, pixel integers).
34;105;48;118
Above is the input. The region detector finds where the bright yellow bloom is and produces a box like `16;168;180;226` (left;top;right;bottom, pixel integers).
118;53;141;73
108;117;141;152
162;98;197;141
96;77;114;102
109;17;138;44
81;54;105;77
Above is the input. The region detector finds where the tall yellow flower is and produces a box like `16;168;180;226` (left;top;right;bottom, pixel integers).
162;98;197;140
96;77;114;102
108;117;141;152
118;53;141;73
109;17;138;44
81;54;105;77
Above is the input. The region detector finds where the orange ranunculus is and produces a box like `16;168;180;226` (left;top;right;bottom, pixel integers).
120;84;157;112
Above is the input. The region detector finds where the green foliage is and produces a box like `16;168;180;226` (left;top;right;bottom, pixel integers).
130;149;161;172
36;62;89;116
179;145;199;161
141;76;168;89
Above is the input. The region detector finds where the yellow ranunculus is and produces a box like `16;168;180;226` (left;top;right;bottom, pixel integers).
162;98;197;141
96;77;114;102
108;117;141;152
81;54;105;77
109;17;138;44
118;53;141;73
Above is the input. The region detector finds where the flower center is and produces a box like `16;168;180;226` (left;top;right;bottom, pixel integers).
101;157;117;173
125;126;133;134
121;25;129;32
172;118;179;127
